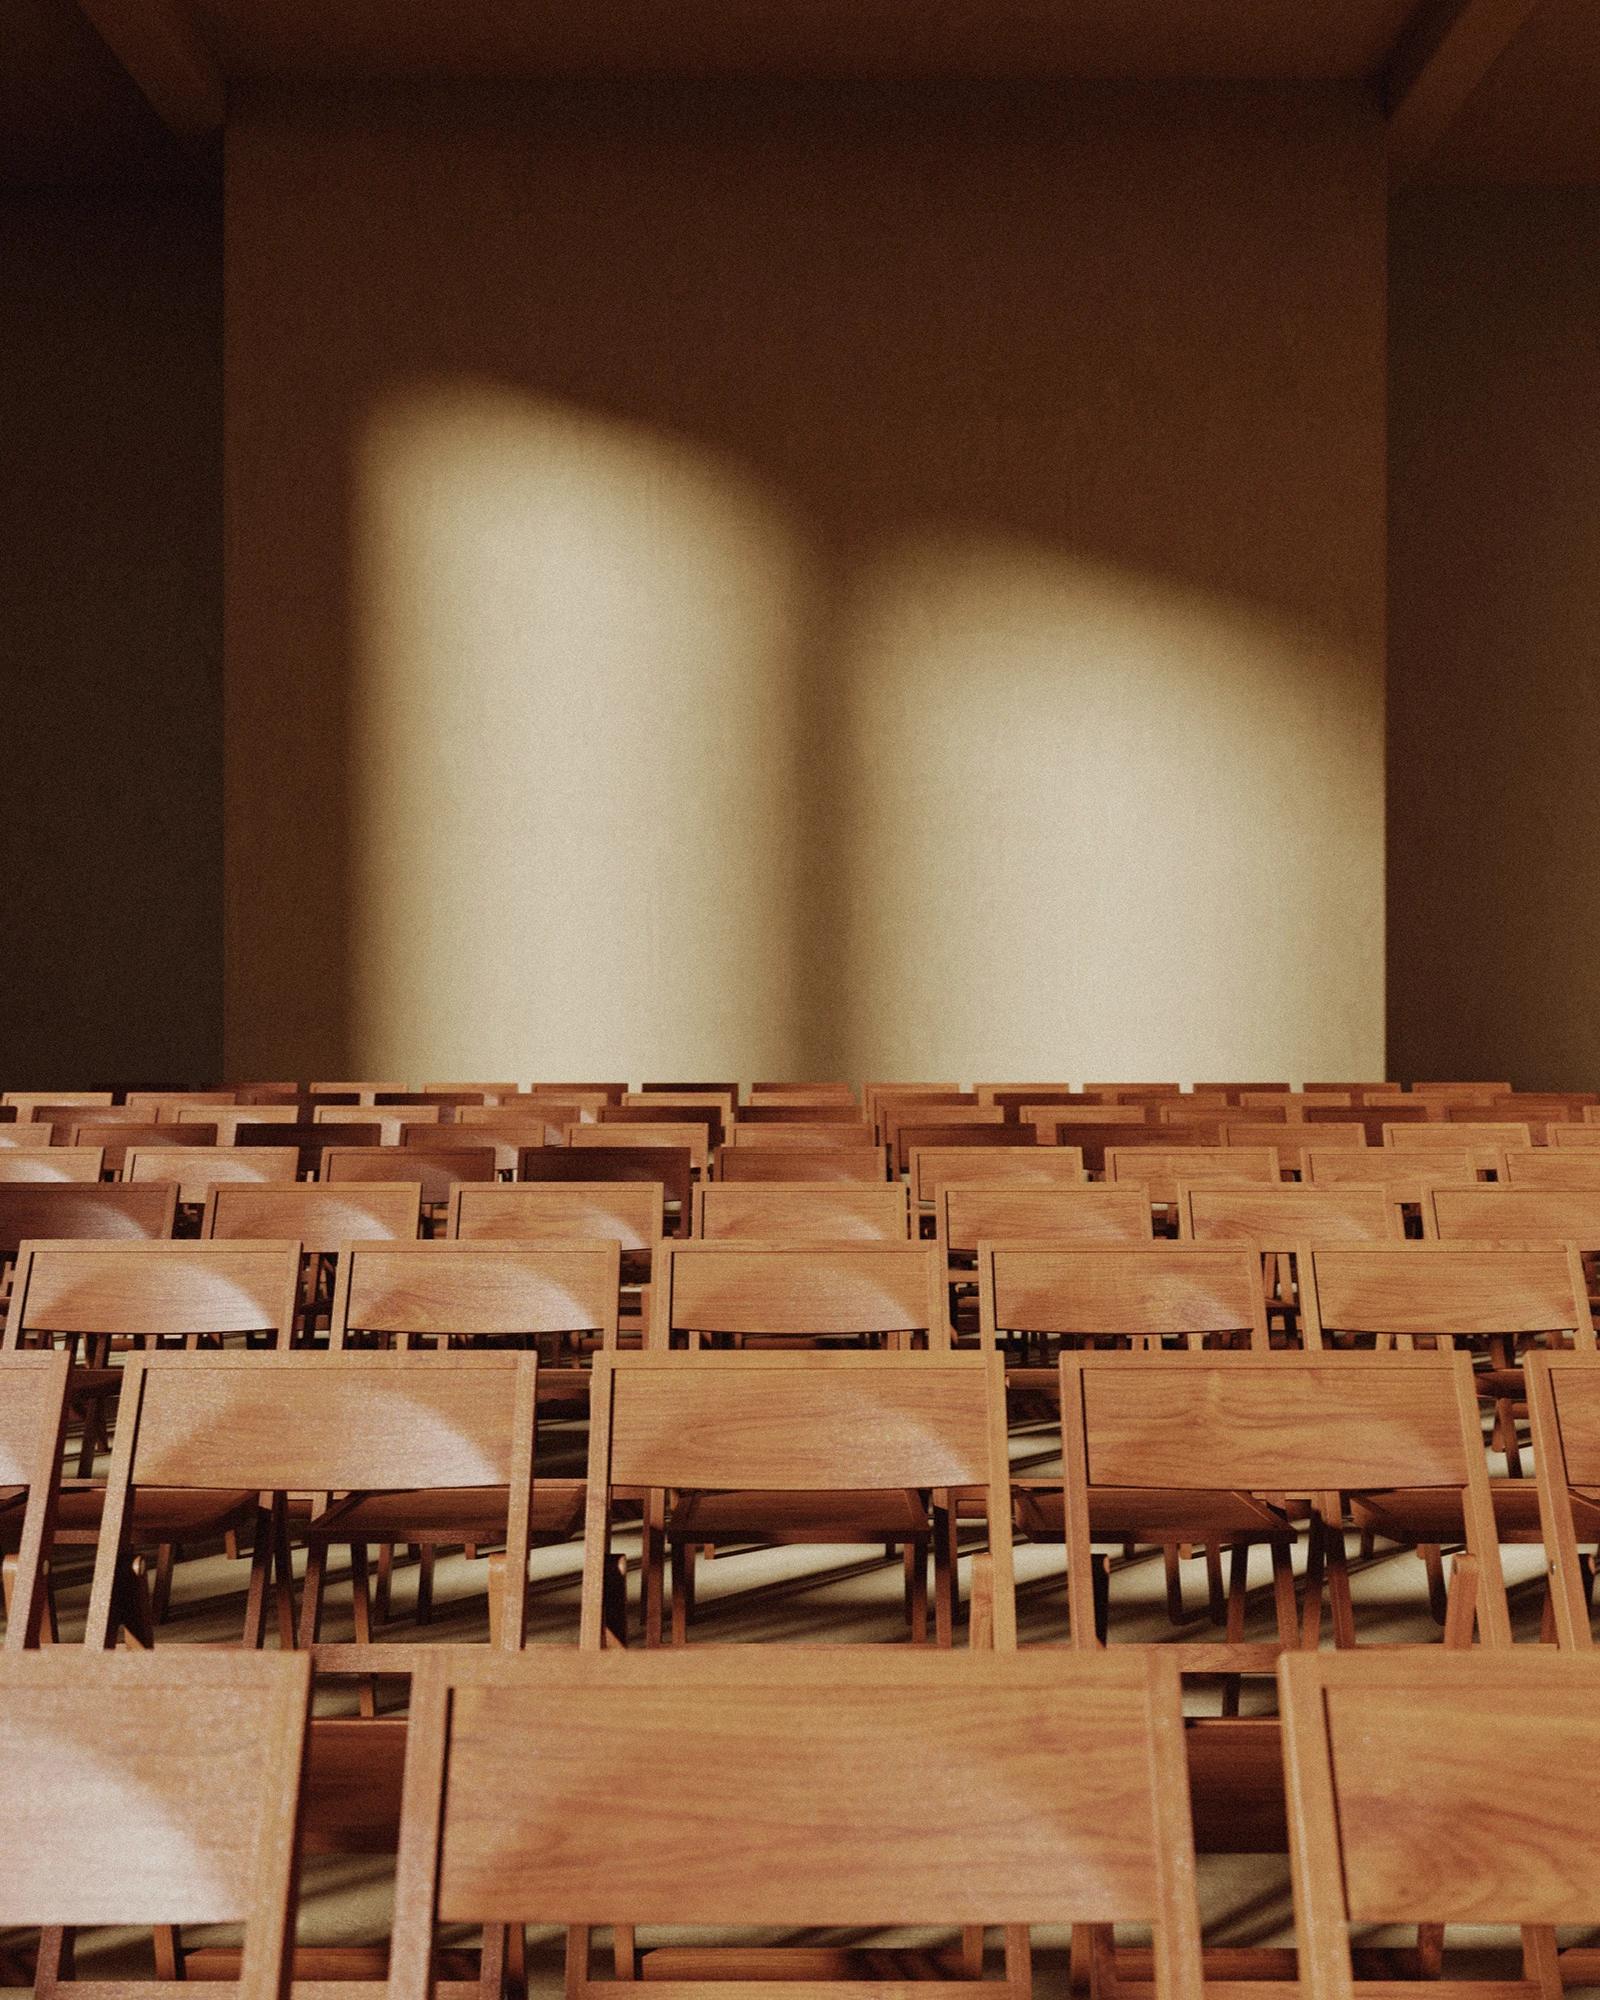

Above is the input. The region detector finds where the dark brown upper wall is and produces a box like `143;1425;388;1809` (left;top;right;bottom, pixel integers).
0;192;223;1086
1388;186;1600;1089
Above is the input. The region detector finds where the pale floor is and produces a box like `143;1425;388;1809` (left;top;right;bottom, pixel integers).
4;1412;1586;1993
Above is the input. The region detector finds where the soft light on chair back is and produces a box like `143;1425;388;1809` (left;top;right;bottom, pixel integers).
450;1179;664;1253
1178;1184;1402;1247
0;1148;105;1182
938;1184;1152;1261
0;1650;308;1974
331;1240;620;1351
572;1120;709;1174
693;1181;911;1242
1420;1182;1600;1248
1104;1146;1279;1206
4;1238;301;1350
125;1145;299;1207
391;1648;1202;1982
649;1241;948;1348
320;1145;496;1206
203;1180;422;1252
712;1144;890;1183
979;1243;1268;1352
0;1182;177;1272
1301;1144;1489;1187
908;1143;1083;1210
728;1120;876;1147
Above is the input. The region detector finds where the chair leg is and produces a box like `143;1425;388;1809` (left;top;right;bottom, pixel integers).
349;1541;377;1717
669;1541;691;1647
298;1542;327;1649
906;1536;929;1644
375;1541;394;1624
154;1925;185;1979
415;1543;435;1625
1162;1542;1184;1624
1204;1542;1226;1624
34;1926;75;1997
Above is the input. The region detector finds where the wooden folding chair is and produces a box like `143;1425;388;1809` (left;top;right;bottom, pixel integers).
1419;1180;1600;1251
936;1186;1151;1343
1504;1148;1600;1185
713;1143;892;1183
1223;1121;1365;1172
585;1348;1010;1648
309;1081;406;1103
0;1148;105;1183
649;1240;948;1351
1055;1122;1203;1174
737;1103;871;1125
1386;1121;1530;1171
447;1179;661;1332
1060;1348;1510;1667
891;1119;1015;1178
4;1240;301;1631
391;1646;1203;2000
236;1121;383;1174
1105;1145;1280;1209
693;1180;912;1241
0;1649;308;1997
0;1122;55;1149
978;1242;1270;1362
0;1349;71;1647
1448;1103;1572;1144
1176;1182;1406;1342
68;1122;215;1178
318;1105;449;1147
602;1103;726;1152
1279;1649;1600;2000
1555;1119;1600;1144
3;1091;114;1120
192;1103;303;1142
86;1349;546;1668
320;1145;496;1225
124;1090;240;1118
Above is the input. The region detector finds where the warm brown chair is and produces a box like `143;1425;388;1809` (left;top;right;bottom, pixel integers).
0;1148;105;1183
203;1179;422;1250
124;1090;239;1119
0;1123;54;1150
736;1103;870;1124
978;1241;1270;1362
1164;1101;1282;1125
886;1110;1007;1172
189;1104;303;1142
1528;1352;1600;1650
584;1348;1011;1648
1386;1121;1530;1170
909;1144;1085;1215
1177;1182;1403;1246
693;1180;912;1241
649;1240;948;1351
320;1144;497;1216
1411;1081;1513;1099
0;1650;308;1994
317;1104;446;1147
85;1349;546;1667
748;1082;858;1101
602;1102;725;1151
1017;1102;1145;1138
1505;1147;1600;1185
3;1091;114;1120
1084;1084;1184;1101
235;1121;383;1175
390;1646;1203;2000
937;1184;1152;1269
1278;1649;1599;2000
1060;1348;1509;1664
448;1178;663;1281
309;1081;406;1102
1053;1122;1206;1173
0;1350;71;1648
713;1143;892;1183
1550;1122;1600;1146
1419;1180;1600;1247
125;1144;300;1208
1300;1143;1497;1190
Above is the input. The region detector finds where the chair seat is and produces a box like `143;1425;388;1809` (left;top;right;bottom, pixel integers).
669;1488;931;1543
1351;1481;1600;1544
32;1483;260;1548
1014;1484;1289;1542
306;1480;584;1546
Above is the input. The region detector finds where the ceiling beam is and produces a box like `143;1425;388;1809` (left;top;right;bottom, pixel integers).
76;0;224;145
1382;0;1544;178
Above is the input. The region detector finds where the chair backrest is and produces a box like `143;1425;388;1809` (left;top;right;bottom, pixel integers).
318;1105;446;1146
1163;1101;1277;1125
1018;1102;1148;1135
1277;1650;1600;1992
624;1089;736;1124
0;1147;105;1182
0;1649;308;1989
748;1083;858;1103
236;1122;383;1174
649;1241;949;1349
602;1103;725;1150
330;1240;620;1351
638;1081;738;1098
1242;1091;1350;1111
1177;1183;1404;1247
583;1351;1012;1644
1055;1122;1204;1173
979;1243;1269;1352
0;1181;177;1268
203;1181;421;1253
4;1239;301;1350
449;1178;663;1257
1386;1119;1531;1151
1420;1181;1600;1245
571;1120;709;1174
1219;1122;1363;1174
937;1184;1152;1263
0;1123;54;1149
321;1145;496;1206
390;1647;1202;1981
729;1120;876;1147
1061;1348;1507;1644
1503;1149;1600;1187
1301;1144;1494;1187
1300;1241;1595;1350
1447;1103;1567;1142
4;1090;114;1117
516;1146;693;1234
0;1350;71;1647
1412;1081;1513;1098
908;1144;1085;1210
1084;1085;1183;1100
1527;1353;1600;1647
1105;1145;1280;1206
736;1104;869;1125
713;1144;891;1184
309;1081;405;1101
419;1081;519;1098
454;1105;570;1133
693;1181;911;1242
1550;1123;1600;1147
126;1145;300;1206
87;1350;539;1652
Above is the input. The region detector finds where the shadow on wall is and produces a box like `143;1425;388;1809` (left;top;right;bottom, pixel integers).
351;380;1381;1083
224;82;1386;1082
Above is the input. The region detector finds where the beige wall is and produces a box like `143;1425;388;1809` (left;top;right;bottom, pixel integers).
226;82;1387;1083
1389;189;1600;1090
3;192;223;1087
